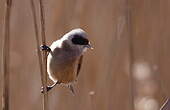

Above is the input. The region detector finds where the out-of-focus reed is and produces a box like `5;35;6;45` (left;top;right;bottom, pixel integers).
2;0;12;110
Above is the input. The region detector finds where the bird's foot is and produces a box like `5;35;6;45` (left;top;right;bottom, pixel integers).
68;84;75;95
41;81;60;93
40;45;51;52
41;86;53;93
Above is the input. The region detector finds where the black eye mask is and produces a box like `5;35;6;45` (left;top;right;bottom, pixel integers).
72;34;89;45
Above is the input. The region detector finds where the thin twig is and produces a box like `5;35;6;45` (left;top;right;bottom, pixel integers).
2;0;12;110
38;0;49;109
31;0;43;77
30;0;44;93
39;0;46;44
30;0;48;109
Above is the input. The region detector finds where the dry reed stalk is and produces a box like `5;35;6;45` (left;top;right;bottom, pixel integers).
30;0;48;110
30;0;43;78
2;0;12;110
38;0;49;109
126;0;135;110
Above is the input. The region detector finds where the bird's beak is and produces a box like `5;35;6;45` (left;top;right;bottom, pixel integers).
85;43;94;50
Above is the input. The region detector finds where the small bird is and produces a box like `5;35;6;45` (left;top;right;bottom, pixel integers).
41;28;92;94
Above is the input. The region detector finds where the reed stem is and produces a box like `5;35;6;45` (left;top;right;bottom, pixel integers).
2;0;12;110
30;0;48;109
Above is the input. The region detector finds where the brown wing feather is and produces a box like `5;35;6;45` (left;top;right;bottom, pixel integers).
76;55;83;77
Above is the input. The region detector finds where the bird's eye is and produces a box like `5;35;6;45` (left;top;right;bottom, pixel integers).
72;34;89;45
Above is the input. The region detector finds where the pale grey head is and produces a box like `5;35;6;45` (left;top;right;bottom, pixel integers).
60;28;92;52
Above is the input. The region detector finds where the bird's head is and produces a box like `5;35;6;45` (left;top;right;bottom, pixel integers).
61;28;93;52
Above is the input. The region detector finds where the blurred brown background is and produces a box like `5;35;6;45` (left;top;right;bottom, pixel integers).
0;0;170;110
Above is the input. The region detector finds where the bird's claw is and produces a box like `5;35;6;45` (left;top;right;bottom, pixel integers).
41;86;52;93
68;85;75;95
41;81;60;93
40;45;51;52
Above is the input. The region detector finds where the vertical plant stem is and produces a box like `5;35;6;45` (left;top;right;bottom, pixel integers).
30;0;45;99
30;0;43;79
39;0;46;44
30;0;48;109
2;0;12;110
38;0;48;109
126;0;135;110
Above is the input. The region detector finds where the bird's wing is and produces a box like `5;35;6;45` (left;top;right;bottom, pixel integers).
76;55;83;77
